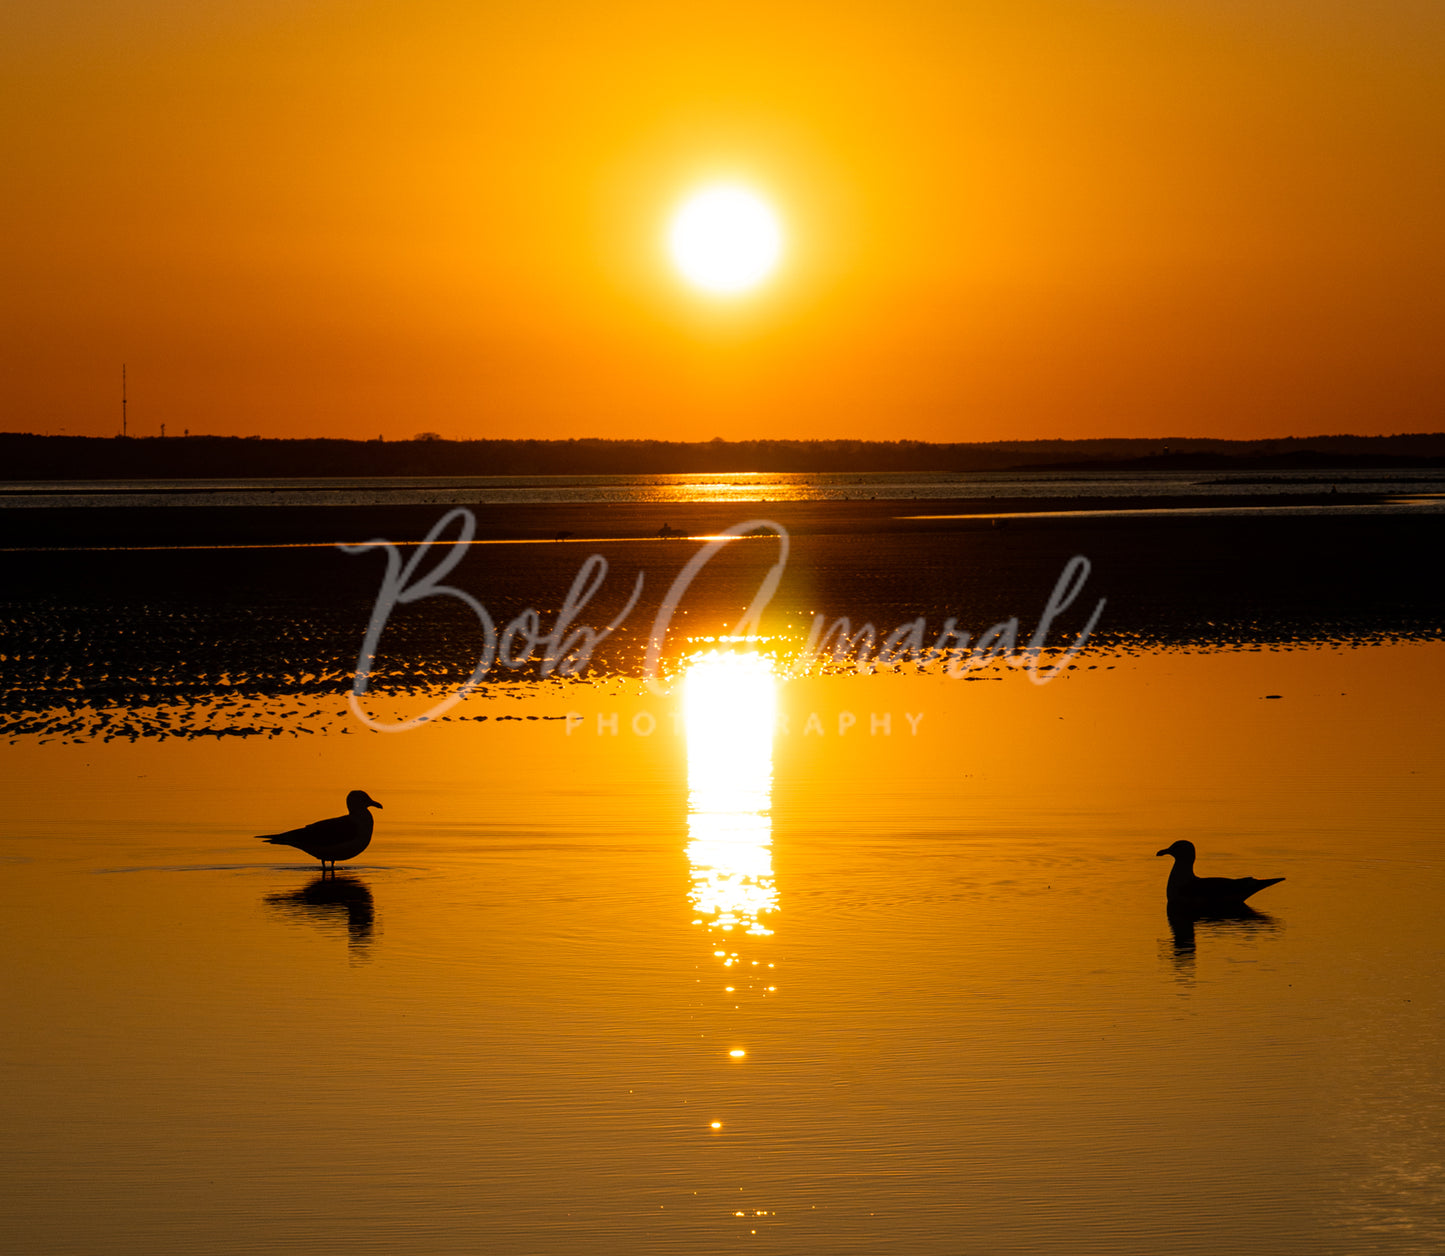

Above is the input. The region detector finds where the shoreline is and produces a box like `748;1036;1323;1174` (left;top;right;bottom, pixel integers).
0;490;1433;548
1;501;1440;715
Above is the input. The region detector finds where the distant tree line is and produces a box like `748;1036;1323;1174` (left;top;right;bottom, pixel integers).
1;431;1443;480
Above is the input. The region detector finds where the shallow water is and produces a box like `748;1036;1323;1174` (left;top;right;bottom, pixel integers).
6;466;1445;509
3;643;1443;1254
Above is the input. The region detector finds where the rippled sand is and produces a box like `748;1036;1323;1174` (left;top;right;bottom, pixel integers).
4;506;1442;741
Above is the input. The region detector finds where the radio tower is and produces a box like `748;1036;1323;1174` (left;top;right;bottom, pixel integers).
122;364;128;437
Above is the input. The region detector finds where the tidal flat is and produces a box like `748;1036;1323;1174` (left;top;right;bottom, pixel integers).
2;493;1443;1254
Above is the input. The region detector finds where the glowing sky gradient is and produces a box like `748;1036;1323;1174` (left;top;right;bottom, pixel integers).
2;1;1441;441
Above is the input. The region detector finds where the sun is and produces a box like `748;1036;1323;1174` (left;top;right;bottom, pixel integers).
667;185;784;295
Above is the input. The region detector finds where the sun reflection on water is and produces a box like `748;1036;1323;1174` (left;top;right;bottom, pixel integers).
685;652;778;937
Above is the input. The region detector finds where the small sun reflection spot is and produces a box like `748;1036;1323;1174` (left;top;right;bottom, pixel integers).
711;1121;723;1130
729;1049;746;1058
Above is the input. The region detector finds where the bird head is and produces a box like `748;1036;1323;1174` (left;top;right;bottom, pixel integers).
347;790;383;811
1156;840;1195;859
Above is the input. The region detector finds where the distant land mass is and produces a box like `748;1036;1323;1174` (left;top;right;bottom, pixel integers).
2;431;1444;479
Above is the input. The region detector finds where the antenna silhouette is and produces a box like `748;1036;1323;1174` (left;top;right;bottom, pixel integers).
122;364;128;438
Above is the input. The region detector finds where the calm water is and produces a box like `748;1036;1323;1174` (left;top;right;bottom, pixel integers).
2;494;1444;1253
3;645;1444;1254
5;467;1445;509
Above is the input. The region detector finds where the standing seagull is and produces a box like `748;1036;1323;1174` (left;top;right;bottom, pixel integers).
257;790;383;874
1156;839;1283;910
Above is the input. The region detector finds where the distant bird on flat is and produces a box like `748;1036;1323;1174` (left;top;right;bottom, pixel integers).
1156;839;1283;909
257;790;382;873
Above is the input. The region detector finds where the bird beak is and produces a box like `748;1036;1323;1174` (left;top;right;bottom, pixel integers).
1155;848;1169;857
370;800;384;809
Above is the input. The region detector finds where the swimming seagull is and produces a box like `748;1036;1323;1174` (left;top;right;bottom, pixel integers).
1156;839;1283;909
256;790;383;874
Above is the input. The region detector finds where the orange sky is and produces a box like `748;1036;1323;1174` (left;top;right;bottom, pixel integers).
2;1;1442;443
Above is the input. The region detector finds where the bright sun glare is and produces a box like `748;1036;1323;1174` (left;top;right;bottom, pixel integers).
667;185;783;295
684;651;777;786
684;651;778;936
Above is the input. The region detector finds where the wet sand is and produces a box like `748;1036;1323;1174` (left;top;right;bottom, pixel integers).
1;498;1440;740
0;489;1409;548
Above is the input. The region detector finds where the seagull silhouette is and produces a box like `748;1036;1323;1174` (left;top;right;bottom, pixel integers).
1156;839;1283;909
257;790;382;874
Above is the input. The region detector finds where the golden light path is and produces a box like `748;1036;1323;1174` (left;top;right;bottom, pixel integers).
684;651;778;937
667;185;784;295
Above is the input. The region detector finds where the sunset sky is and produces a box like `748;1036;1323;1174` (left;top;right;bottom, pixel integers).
3;1;1441;443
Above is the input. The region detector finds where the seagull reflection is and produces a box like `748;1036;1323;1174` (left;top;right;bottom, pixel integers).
1161;904;1281;979
264;874;376;959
